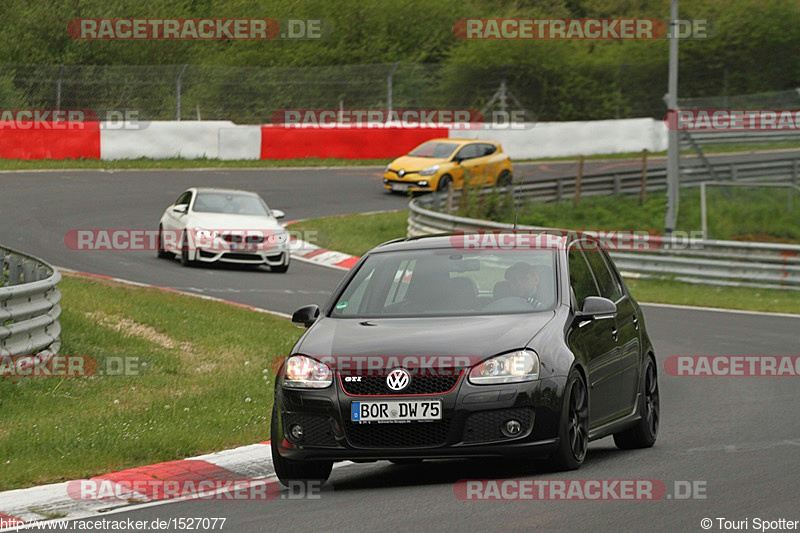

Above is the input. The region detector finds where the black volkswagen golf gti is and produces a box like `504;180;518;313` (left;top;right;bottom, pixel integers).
271;233;659;485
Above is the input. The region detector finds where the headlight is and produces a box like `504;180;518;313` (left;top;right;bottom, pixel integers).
419;164;439;176
271;230;289;246
282;355;332;389
384;164;391;173
193;228;218;240
469;350;540;385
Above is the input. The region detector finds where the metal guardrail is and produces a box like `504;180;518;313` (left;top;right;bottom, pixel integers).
682;130;800;146
0;246;62;356
407;154;800;290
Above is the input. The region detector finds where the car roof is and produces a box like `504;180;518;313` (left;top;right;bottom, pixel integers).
420;138;500;146
370;232;569;253
191;187;260;196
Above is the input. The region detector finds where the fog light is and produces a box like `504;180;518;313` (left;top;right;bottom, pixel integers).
418;180;428;187
289;424;304;441
502;419;522;437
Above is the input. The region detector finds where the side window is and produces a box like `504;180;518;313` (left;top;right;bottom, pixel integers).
583;249;623;302
455;144;480;160
175;191;192;206
568;247;598;307
480;143;497;156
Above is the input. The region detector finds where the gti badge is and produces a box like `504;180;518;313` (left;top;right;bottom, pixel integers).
386;368;410;391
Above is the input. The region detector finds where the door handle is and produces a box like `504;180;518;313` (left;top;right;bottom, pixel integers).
611;328;619;341
633;316;639;330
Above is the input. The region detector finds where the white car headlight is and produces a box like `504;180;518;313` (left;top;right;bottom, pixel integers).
282;355;332;389
384;164;391;173
469;350;540;385
193;228;218;240
419;164;440;176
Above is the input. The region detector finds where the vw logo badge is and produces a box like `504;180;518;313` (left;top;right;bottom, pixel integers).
398;169;406;177
386;368;410;391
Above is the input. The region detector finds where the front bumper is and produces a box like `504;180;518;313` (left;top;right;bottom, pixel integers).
196;247;289;265
383;174;435;192
273;374;566;462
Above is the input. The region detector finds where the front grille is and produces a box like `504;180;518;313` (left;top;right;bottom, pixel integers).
340;373;461;396
463;407;534;444
222;234;265;244
221;252;263;261
345;420;451;448
283;413;338;447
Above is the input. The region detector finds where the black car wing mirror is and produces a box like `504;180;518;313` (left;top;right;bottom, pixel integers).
292;304;320;328
575;296;617;321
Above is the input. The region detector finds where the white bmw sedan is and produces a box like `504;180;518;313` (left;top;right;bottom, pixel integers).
157;187;290;272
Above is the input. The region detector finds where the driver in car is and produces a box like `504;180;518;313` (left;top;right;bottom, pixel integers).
505;261;544;309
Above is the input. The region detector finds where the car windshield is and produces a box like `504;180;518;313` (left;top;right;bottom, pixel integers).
192;192;270;216
331;249;557;318
408;142;459;158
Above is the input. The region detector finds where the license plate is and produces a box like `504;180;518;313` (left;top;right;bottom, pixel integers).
230;243;254;251
391;183;409;192
351;400;442;423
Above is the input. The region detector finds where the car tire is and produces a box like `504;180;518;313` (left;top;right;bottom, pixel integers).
437;175;453;192
156;225;170;259
179;231;196;267
549;369;588;471
271;263;290;273
613;356;659;450
497;170;513;187
271;409;333;487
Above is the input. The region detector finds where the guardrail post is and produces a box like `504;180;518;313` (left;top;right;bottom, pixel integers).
556;180;563;201
730;164;738;181
573;157;584;206
640;149;648;205
614;174;622;195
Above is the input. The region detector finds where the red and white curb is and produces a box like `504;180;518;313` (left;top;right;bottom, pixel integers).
287;236;360;271
0;442;273;528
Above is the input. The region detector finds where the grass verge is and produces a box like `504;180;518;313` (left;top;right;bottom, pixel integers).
289;210;800;314
0;273;301;491
290;210;408;257
0;143;796;170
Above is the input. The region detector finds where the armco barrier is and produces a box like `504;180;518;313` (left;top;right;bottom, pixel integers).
407;155;800;290
260;125;449;159
101;120;243;160
0;122;100;160
0;118;670;161
0;246;62;356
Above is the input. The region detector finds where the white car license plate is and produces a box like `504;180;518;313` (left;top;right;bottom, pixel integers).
391;183;409;192
351;400;442;422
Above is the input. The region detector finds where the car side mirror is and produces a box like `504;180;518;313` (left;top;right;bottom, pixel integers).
292;304;320;328
575;296;617;321
452;156;463;164
172;205;188;214
271;209;285;219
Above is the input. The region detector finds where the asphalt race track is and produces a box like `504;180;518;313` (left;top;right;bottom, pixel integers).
2;151;799;532
68;307;800;532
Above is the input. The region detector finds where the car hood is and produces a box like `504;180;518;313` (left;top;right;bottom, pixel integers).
187;213;284;231
295;311;556;362
389;155;450;172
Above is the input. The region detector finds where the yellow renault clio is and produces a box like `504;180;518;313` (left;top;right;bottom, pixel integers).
383;138;513;193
